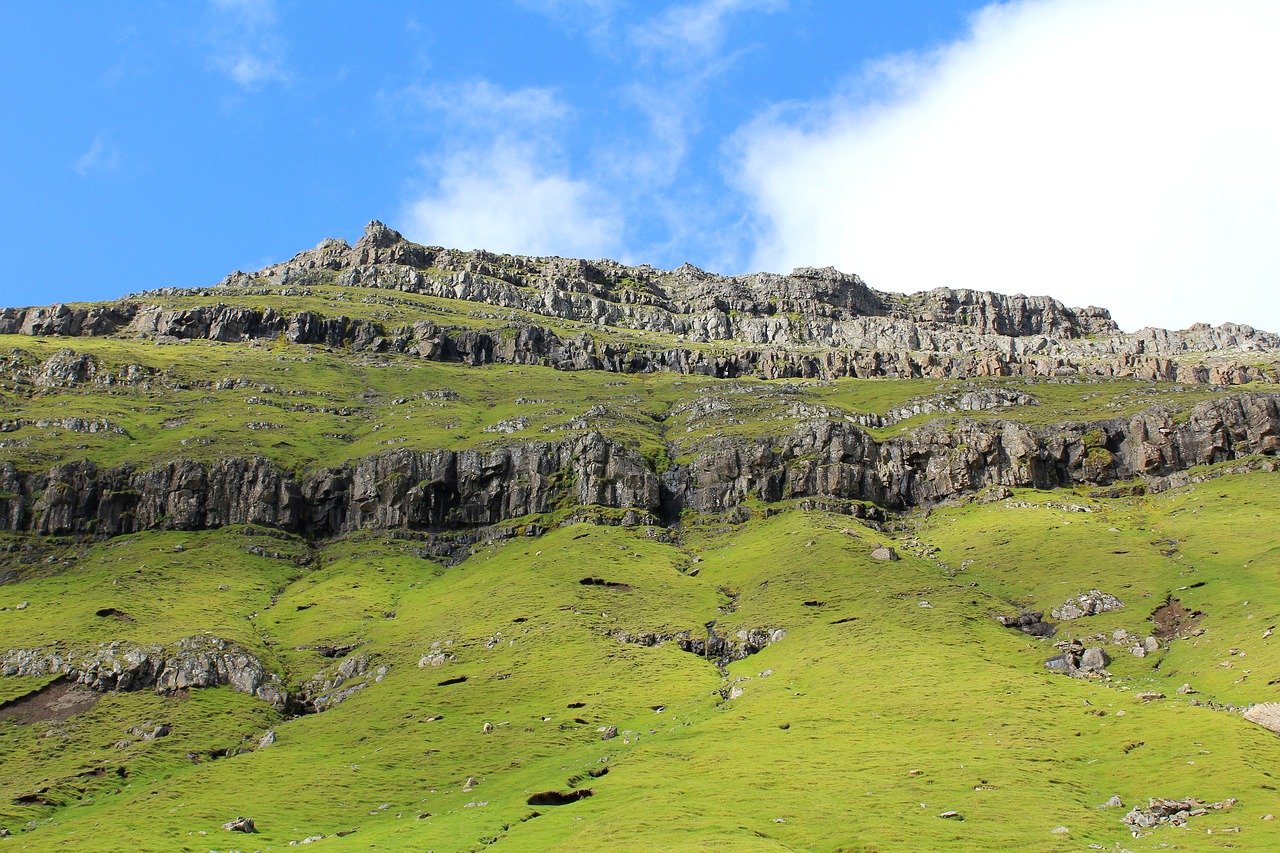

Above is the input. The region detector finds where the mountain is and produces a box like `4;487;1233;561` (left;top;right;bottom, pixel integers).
1;222;1278;851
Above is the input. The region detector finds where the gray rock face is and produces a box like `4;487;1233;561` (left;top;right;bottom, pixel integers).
31;456;303;536
0;304;135;338
48;306;1276;385
674;392;1280;513
0;392;1277;537
2;222;1276;384
300;654;390;713
0;637;285;708
1079;647;1111;671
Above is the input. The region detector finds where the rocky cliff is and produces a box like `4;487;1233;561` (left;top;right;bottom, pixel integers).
0;222;1274;385
1;222;1278;541
0;636;286;708
1;392;1275;538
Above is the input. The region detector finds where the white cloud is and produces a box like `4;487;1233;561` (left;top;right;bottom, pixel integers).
401;81;570;132
633;0;786;63
403;143;621;258
208;0;287;88
74;132;121;176
398;81;619;258
735;0;1280;333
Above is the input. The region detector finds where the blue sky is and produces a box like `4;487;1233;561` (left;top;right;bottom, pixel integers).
4;0;1278;332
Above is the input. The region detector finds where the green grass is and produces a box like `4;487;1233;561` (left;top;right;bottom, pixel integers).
3;485;1280;850
0;335;1252;481
2;287;1279;849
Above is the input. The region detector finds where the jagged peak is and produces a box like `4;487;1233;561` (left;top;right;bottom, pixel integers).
355;220;407;250
193;227;1280;345
790;265;864;285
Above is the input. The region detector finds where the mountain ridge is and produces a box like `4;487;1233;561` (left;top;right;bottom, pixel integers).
2;222;1276;387
2;222;1280;851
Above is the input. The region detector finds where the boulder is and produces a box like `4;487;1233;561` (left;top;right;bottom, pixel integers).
1044;654;1078;676
996;611;1055;637
1079;647;1110;671
870;546;899;561
1244;702;1280;734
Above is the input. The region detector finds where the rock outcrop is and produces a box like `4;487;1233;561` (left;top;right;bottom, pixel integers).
1243;702;1280;735
1122;797;1237;834
996;611;1055;637
608;625;786;671
0;637;286;708
1044;642;1110;676
1052;590;1125;620
0;391;1276;536
0;222;1274;385
300;654;390;713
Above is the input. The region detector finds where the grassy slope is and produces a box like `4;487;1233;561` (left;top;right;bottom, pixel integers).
1;281;1279;850
0;334;1247;478
1;478;1279;850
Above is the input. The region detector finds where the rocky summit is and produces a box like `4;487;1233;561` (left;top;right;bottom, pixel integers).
0;222;1278;851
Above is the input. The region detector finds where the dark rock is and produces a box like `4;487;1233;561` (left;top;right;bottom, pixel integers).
996;611;1055;637
300;654;383;713
527;789;594;806
1046;644;1109;677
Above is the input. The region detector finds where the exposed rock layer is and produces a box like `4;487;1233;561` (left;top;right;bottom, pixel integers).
0;393;1275;536
0;222;1274;385
0;637;285;707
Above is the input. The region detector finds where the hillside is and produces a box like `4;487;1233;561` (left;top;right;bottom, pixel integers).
1;222;1279;851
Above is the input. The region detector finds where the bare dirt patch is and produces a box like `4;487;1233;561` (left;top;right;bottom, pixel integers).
1151;598;1201;640
0;678;101;724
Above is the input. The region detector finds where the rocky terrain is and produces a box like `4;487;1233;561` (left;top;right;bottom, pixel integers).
2;223;1275;386
1;224;1279;851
